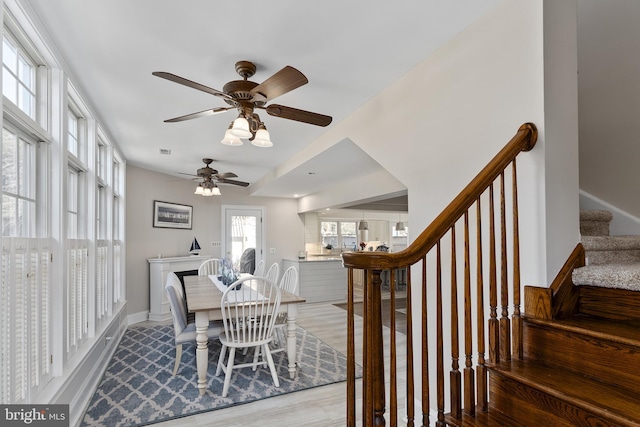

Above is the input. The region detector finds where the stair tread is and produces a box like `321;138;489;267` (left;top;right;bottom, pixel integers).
582;235;640;251
573;263;640;292
491;359;640;423
580;210;613;222
444;406;525;427
526;314;640;346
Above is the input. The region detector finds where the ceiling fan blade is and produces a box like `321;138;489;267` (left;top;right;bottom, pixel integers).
265;104;332;127
218;178;250;187
250;66;308;101
178;172;199;177
152;71;233;100
214;172;238;179
164;107;232;123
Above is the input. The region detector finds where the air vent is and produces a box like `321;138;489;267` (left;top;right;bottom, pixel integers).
159;148;171;155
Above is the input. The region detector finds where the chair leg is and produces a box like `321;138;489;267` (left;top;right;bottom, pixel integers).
252;345;261;371
172;344;183;376
221;348;236;398
263;344;280;387
216;344;227;376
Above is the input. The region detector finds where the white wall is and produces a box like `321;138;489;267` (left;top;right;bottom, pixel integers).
125;165;304;317
290;0;579;286
577;0;640;219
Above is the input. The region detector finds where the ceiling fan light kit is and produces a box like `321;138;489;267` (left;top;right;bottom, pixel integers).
184;158;249;196
251;125;273;148
153;60;332;150
229;114;252;139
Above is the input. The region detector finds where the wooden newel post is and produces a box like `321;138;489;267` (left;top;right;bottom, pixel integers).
363;269;386;426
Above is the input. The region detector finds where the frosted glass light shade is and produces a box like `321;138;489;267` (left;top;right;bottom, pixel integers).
202;187;213;196
194;185;204;195
221;129;243;146
251;128;273;147
229;116;252;138
211;186;221;196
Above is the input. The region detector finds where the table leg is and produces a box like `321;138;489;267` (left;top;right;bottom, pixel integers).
286;303;298;379
195;311;209;395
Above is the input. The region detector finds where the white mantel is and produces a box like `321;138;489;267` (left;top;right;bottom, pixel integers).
147;255;210;321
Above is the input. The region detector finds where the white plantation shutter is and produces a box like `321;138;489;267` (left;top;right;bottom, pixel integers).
38;249;50;382
96;243;107;319
14;249;26;402
67;240;88;354
0;238;51;403
112;242;121;304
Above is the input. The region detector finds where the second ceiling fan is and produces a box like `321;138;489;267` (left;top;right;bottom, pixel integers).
153;61;332;146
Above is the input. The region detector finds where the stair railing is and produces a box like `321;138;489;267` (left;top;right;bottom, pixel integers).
342;123;538;427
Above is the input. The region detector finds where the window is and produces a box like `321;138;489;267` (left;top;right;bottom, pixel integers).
67;110;79;157
320;220;357;250
2;127;35;237
96;140;106;180
2;34;36;119
67;169;78;239
1;125;50;403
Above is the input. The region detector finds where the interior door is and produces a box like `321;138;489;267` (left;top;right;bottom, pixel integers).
223;207;263;272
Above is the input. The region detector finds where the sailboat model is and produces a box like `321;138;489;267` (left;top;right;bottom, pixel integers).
189;237;201;256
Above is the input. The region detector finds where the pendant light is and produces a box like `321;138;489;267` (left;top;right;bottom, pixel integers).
395;213;405;231
358;212;368;230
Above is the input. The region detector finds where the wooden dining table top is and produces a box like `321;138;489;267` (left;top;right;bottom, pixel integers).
183;274;306;312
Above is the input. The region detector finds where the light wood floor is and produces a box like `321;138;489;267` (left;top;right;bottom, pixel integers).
149;295;408;427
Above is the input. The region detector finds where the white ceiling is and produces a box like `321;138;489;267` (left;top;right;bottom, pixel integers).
24;0;499;204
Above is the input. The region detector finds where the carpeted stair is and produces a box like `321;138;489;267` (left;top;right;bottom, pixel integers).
572;210;640;292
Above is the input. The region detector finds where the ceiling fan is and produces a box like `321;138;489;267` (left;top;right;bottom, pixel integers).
152;61;332;146
181;158;249;196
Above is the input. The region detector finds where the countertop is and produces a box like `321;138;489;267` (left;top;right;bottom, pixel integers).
284;256;344;262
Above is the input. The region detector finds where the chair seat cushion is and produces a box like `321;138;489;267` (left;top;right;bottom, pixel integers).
175;321;224;344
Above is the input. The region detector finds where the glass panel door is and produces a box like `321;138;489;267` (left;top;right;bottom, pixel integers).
223;207;263;272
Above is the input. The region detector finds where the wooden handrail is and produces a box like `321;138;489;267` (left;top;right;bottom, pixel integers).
341;122;537;271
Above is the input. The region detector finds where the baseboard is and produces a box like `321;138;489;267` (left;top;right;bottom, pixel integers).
127;310;150;325
579;190;640;235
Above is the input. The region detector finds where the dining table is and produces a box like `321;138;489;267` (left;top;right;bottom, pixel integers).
183;274;306;396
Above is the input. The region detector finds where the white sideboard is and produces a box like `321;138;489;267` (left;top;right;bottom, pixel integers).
148;255;210;321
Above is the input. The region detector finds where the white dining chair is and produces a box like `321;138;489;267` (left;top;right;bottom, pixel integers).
253;260;265;277
198;258;221;276
216;276;281;397
165;272;224;376
271;266;299;356
264;262;280;284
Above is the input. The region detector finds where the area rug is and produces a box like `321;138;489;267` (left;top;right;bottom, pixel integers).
81;324;356;426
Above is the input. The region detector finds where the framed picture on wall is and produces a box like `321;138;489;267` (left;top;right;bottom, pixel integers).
153;200;193;229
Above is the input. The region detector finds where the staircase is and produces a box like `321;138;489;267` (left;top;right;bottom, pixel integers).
342;125;640;427
475;210;640;426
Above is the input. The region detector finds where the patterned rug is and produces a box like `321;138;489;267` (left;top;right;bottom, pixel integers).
81;324;355;426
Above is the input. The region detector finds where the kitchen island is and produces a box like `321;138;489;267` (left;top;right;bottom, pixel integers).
283;256;347;303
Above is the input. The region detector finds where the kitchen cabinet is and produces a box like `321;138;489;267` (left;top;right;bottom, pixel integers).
283;258;347;303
